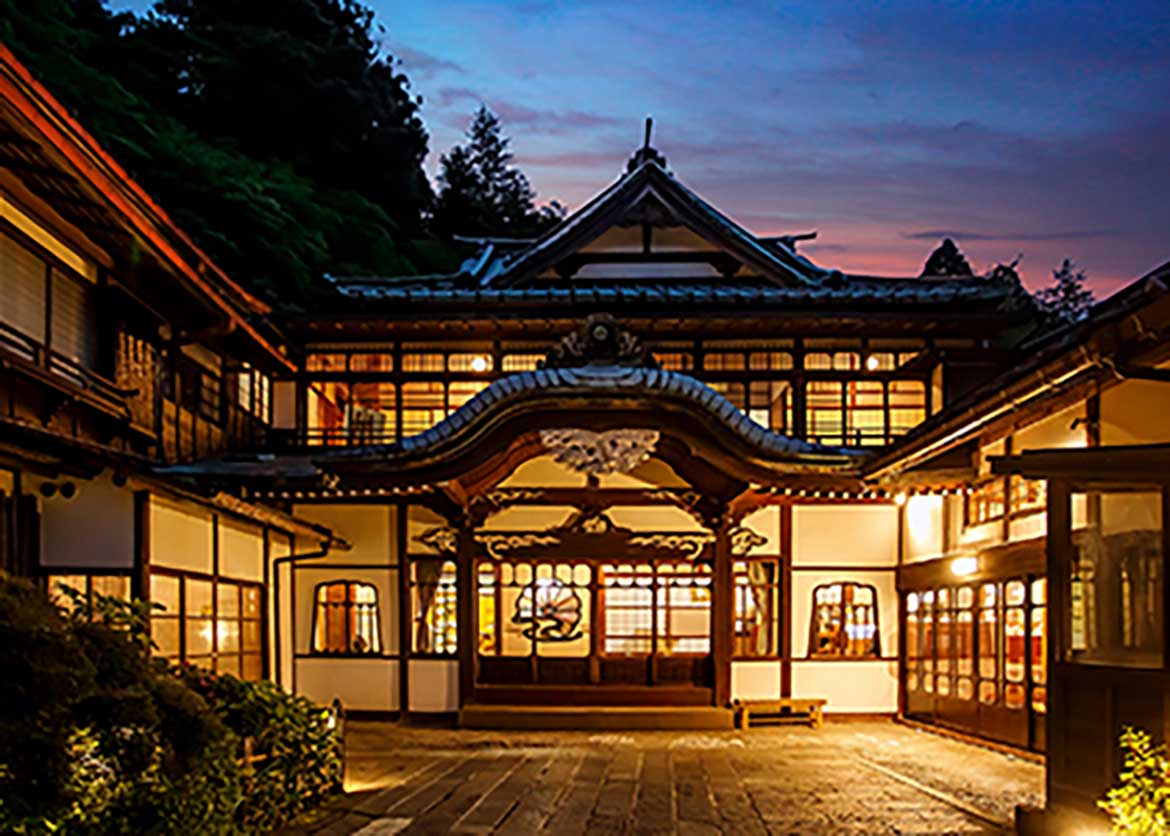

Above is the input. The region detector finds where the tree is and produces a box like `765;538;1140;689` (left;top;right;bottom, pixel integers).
433;105;564;239
1035;258;1095;323
0;0;456;299
920;238;974;277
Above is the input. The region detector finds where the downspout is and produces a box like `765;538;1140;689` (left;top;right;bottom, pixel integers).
272;538;336;690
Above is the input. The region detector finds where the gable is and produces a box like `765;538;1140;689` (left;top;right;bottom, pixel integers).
485;160;819;289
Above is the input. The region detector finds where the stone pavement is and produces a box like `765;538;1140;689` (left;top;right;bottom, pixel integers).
285;720;1043;835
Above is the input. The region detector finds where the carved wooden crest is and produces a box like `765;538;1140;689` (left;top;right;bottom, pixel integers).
540;314;659;369
729;525;767;556
417;526;459;555
540;428;660;475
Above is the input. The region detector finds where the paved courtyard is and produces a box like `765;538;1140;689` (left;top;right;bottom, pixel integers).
286;720;1043;835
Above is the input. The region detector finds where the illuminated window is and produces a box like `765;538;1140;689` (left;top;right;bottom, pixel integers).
348;353;394;372
312;581;382;656
654;352;694;371
809;582;880;658
411;559;457;655
1011;477;1046;517
47;573;130;615
235;363;271;422
733;560;779;657
977;582;998;704
846;380;885;445
601;563;654;654
702;352;746;371
447;353;493;373
806;381;844;444
401;381;446;436
706;381;746;410
748;381;793;433
1031;578;1047;713
305;353;347;372
888;380;926;435
501;353;545;372
149;572;263;680
748;351;793;371
966;480;1006;526
401;352;445;373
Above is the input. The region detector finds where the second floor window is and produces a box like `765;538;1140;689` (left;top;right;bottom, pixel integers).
0;228;98;374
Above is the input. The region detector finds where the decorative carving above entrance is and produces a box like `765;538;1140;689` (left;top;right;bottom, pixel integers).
729;525;767;556
476;532;562;560
628;532;715;559
540;313;659;369
417;526;459;555
540;428;660;475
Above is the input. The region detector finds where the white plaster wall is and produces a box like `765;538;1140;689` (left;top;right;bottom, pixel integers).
270;533;293;690
409;659;459;712
293;565;398;655
903;495;944;564
790;569;897;660
40;474;134;569
293;504;394;565
150;497;213;574
219;518;264;582
406;505;449;554
1014;403;1087;451
792;505;897;567
791;660;898;713
500;456;584;488
1101;380;1170;446
296;658;399;712
483;506;574;531
609;505;704;532
731;661;781;701
1008;514;1046;543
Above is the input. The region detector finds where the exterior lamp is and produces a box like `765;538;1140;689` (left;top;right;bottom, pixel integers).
865;355;881;372
894;492;907;507
470;355;489;373
951;556;978;577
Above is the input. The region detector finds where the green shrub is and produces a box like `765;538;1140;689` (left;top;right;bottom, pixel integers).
1100;726;1170;834
0;574;340;833
177;667;343;832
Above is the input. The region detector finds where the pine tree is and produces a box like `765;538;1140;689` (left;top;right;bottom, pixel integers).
1035;259;1095;322
920;238;974;277
433;105;563;239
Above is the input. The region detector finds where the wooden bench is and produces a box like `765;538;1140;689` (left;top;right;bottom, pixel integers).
732;698;826;730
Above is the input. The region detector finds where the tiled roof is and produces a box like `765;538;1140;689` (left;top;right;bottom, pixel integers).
329;275;1024;310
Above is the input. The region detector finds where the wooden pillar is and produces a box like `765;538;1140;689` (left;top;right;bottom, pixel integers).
456;524;476;707
1046;478;1070;810
132;490;150;601
713;514;733;707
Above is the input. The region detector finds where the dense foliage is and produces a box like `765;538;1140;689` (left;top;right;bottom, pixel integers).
0;0;452;298
433;105;565;240
0;575;340;834
1100;726;1170;834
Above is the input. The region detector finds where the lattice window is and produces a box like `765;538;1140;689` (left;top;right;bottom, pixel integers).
733;560;779;657
809;582;880;658
411;559;457;655
312;581;382;656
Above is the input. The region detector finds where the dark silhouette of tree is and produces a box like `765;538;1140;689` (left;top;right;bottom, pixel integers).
433;106;564;239
920;238;974;277
1035;259;1095;322
0;0;456;299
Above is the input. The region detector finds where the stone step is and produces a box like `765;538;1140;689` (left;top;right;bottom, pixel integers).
458;703;735;731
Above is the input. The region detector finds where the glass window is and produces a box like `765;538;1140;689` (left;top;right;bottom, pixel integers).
846;380;885;446
978;582;999;704
888;381;926;436
601;563;654;655
312;581;382;655
401;352;445;373
748;351;793;371
809;582;880;658
1070;488;1163;668
1031;578;1047;713
411;559;457;655
806;381;843;445
748;381;793;434
967;480;1006;526
149;573;263;679
305;353;347;372
46;573;130;615
401;381;446;436
906;592;921;692
734;560;779;657
447;353;493;373
348;353;394;372
502;353;545;372
703;352;746;371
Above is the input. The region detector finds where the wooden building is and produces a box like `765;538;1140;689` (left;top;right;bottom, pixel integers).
4;48;1170;831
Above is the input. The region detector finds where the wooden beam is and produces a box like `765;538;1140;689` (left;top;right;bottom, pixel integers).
712;514;733;708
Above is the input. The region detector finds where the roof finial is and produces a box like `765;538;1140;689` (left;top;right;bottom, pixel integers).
626;115;667;173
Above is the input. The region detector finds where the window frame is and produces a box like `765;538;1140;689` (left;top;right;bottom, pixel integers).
807;581;882;659
309;579;384;657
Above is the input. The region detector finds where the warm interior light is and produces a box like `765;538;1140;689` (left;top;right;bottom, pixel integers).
894;492;907;507
865;355;881;372
470;355;489;373
951;556;978;577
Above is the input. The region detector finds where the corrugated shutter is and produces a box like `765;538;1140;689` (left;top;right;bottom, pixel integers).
50;268;97;369
0;232;47;346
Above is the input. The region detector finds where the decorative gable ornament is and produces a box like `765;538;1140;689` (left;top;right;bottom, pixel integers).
540;427;660;475
540;313;659;369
